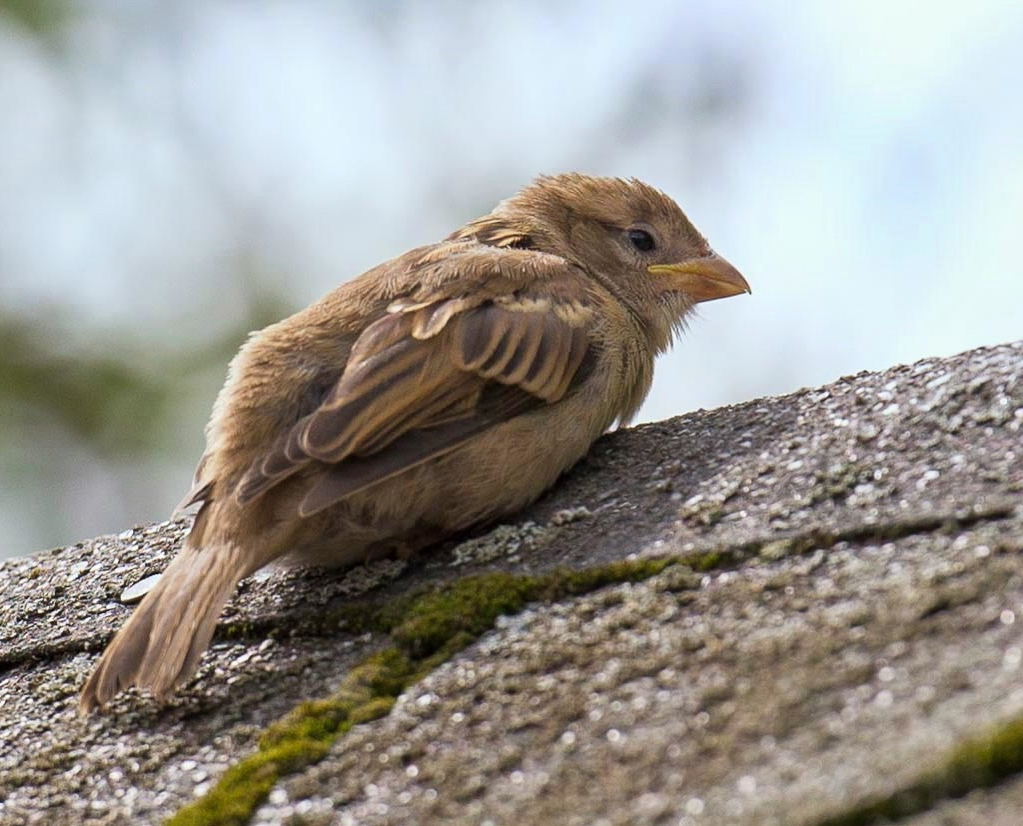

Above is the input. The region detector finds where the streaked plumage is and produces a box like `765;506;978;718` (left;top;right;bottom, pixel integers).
80;174;749;712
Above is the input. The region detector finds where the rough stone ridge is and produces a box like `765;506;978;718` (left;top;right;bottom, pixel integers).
0;341;1020;825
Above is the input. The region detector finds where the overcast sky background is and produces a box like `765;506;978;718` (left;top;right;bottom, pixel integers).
1;0;1021;556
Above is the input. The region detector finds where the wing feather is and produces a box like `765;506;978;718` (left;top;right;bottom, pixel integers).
297;385;538;516
234;251;595;511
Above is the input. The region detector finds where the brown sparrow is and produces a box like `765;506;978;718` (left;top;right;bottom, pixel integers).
80;174;749;712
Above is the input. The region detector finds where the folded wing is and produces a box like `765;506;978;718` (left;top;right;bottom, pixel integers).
235;251;594;516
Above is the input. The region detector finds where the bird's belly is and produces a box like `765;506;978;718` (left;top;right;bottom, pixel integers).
279;391;613;568
429;409;602;527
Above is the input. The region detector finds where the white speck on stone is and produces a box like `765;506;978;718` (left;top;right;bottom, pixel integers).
69;561;91;580
737;775;757;795
230;651;256;669
120;574;162;605
686;797;705;815
1004;647;1022;670
268;789;288;805
1001;610;1016;626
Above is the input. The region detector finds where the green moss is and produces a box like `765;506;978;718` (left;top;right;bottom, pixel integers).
166;737;330;826
168;648;412;826
349;696;397;725
552;558;675;594
357;647;417;695
383;572;546;659
220;622;260;640
258;699;352;751
166;556;701;826
814;715;1023;826
689;550;729;571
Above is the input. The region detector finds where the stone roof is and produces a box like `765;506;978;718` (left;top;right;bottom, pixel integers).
1;340;1021;826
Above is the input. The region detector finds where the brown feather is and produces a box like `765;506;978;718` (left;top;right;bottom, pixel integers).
298;385;538;516
237;261;596;509
79;541;250;712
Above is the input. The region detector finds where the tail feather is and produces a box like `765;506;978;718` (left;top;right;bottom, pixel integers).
79;542;246;714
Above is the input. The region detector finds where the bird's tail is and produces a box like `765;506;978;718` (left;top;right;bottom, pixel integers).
79;541;248;714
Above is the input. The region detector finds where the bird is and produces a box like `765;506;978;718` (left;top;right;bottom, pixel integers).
79;173;750;713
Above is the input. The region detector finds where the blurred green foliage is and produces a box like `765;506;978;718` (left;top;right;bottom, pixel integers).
0;296;290;459
0;0;69;35
0;317;171;455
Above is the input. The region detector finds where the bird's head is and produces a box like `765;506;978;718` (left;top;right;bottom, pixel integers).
462;174;750;352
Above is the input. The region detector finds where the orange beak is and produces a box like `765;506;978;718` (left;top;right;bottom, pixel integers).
648;254;751;304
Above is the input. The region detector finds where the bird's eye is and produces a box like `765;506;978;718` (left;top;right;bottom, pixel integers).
627;229;656;252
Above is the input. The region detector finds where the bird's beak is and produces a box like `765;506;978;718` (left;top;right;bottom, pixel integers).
648;254;751;304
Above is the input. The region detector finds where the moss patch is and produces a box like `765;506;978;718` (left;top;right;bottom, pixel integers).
814;715;1023;826
378;571;544;659
166;556;690;826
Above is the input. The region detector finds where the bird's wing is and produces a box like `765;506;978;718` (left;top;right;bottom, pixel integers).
173;454;213;515
235;247;595;516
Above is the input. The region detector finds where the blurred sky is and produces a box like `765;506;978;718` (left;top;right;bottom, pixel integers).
1;0;1021;556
